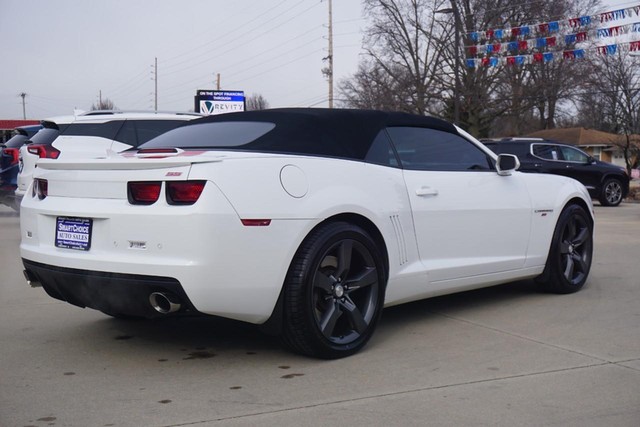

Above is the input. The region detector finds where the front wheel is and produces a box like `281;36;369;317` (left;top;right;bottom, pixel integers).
536;204;593;294
599;178;623;206
281;222;386;359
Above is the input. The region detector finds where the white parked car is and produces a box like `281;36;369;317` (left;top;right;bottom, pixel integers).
16;111;200;203
20;109;594;358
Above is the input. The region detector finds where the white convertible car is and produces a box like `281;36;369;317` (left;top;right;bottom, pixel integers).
20;109;594;358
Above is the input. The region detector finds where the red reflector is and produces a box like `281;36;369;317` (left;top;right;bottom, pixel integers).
166;181;206;205
3;148;19;165
241;219;272;227
128;181;162;205
27;144;60;159
35;178;48;200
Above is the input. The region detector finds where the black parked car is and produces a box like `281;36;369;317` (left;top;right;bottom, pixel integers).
483;138;630;206
0;125;42;209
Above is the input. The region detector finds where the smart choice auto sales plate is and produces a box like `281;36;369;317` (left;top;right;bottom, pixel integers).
55;217;92;251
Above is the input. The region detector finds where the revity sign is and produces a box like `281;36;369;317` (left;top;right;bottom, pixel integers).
195;90;245;115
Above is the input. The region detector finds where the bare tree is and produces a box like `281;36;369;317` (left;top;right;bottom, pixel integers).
91;98;116;111
579;52;640;173
353;0;450;115
246;94;270;111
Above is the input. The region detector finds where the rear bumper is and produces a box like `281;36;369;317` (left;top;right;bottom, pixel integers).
23;259;198;318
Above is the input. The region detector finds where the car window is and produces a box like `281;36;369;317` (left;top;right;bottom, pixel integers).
559;146;589;163
364;130;399;167
61;121;124;140
114;121;137;146
532;144;561;161
134;120;187;147
27;128;61;145
385;127;492;171
140;121;276;149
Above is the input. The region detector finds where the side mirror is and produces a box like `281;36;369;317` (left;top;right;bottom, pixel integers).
496;154;520;176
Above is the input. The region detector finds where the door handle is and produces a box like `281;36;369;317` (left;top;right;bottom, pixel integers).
416;186;439;197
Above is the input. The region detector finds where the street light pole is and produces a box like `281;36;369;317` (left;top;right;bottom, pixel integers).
435;3;461;124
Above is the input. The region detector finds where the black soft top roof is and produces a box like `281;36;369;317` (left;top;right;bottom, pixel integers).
146;108;459;161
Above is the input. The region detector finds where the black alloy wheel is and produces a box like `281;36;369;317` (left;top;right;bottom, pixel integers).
536;204;593;294
600;178;623;206
282;222;386;359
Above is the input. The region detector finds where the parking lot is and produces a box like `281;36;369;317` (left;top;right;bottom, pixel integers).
1;202;639;427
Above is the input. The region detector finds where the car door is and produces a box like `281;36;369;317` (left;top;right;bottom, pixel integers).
557;145;598;190
387;127;532;283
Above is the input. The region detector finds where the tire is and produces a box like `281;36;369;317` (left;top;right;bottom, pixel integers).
599;178;623;206
281;222;386;359
536;204;593;294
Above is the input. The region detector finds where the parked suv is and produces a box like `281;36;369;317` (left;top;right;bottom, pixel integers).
16;111;200;204
1;125;42;209
483;138;630;206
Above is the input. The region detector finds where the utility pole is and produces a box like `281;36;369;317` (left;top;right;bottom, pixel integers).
328;0;334;108
19;92;27;119
216;73;221;90
99;89;102;106
154;57;158;111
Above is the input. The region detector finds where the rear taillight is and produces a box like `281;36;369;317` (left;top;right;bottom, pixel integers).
128;182;162;205
127;181;206;205
3;148;19;165
166;181;206;205
32;178;48;200
27;144;60;159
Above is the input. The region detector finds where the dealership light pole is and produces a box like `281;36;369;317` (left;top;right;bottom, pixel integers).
435;3;461;124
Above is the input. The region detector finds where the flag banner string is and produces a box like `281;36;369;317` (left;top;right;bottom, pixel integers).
465;40;640;68
466;5;640;43
466;22;640;55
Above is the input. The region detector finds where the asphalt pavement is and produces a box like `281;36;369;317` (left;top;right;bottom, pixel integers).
1;202;639;427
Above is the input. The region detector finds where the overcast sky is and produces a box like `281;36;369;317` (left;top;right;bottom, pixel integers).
0;0;366;119
0;0;636;120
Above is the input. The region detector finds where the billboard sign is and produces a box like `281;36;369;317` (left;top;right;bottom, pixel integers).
195;90;245;115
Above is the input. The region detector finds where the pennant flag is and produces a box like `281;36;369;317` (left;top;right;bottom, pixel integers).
565;34;577;44
580;16;592;26
549;21;560;33
518;40;528;50
466;58;477;68
576;31;588;42
495;29;504;39
536;38;547;48
631;40;640;51
546;36;556;47
467;45;478;56
539;23;549;34
508;41;519;51
469;32;479;42
486;29;494;39
512;27;521;37
543;52;554;62
533;53;544;62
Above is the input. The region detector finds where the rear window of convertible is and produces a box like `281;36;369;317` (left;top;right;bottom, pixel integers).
140;122;276;149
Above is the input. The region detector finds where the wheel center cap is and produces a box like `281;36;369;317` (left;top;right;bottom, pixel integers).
568;245;574;254
334;284;345;298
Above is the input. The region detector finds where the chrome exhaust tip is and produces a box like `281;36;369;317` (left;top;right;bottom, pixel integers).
149;292;181;314
23;270;41;288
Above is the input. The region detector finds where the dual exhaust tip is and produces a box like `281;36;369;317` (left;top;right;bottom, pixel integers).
149;292;182;314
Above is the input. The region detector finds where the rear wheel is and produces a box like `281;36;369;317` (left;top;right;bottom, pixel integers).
536;204;593;294
599;178;623;206
281;222;386;359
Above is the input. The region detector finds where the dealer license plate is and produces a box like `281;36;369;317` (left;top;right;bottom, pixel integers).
55;217;92;251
